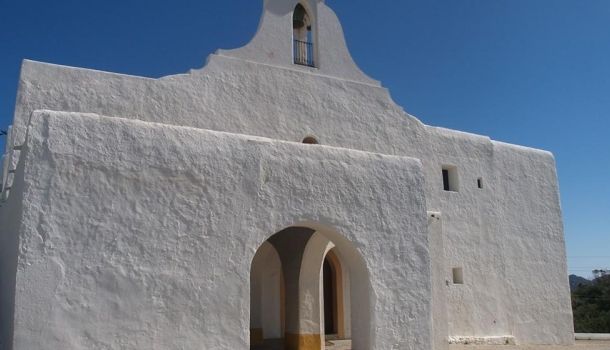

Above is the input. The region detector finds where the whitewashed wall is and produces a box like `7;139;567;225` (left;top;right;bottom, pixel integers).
6;110;430;349
0;0;573;347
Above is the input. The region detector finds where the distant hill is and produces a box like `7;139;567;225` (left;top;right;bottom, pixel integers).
569;274;592;291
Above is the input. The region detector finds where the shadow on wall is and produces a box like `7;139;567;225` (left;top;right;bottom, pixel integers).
0;149;26;350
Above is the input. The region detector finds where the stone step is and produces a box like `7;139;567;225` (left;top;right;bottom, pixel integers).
325;339;352;350
251;338;352;350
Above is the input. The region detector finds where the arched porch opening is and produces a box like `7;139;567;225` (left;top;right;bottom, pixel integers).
250;223;369;350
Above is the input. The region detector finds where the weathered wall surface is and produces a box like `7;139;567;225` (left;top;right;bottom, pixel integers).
492;142;573;344
428;212;449;350
9;110;431;350
6;40;572;349
431;127;514;340
1;0;573;346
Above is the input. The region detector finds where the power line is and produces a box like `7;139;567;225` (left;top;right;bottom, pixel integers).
570;266;610;272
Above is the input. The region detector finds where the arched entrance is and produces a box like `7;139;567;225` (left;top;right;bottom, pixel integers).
250;224;367;350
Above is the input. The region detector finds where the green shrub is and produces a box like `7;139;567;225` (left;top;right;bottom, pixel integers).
572;275;610;333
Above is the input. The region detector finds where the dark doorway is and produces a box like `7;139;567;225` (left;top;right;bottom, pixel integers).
323;257;336;335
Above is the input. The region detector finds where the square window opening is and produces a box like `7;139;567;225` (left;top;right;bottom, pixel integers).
452;267;464;284
442;166;459;192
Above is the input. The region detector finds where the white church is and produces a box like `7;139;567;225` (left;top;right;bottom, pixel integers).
0;1;574;349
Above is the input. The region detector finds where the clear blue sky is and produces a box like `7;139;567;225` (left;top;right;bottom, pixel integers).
1;0;608;278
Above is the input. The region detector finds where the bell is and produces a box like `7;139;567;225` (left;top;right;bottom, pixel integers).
293;18;305;29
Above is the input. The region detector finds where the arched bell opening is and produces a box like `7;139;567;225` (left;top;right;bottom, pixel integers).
293;3;316;67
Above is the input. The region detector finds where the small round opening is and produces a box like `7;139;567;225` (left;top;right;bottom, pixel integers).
302;136;319;144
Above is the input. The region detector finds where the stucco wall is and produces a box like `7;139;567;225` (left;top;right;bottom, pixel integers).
8;110;431;350
7;57;572;345
492;142;573;344
428;212;449;350
1;0;573;346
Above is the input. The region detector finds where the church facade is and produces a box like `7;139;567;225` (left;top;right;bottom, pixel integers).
0;1;573;349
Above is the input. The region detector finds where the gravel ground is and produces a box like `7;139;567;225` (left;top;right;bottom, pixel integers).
450;341;610;350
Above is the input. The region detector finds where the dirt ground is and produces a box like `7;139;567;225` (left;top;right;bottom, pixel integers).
450;341;610;350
